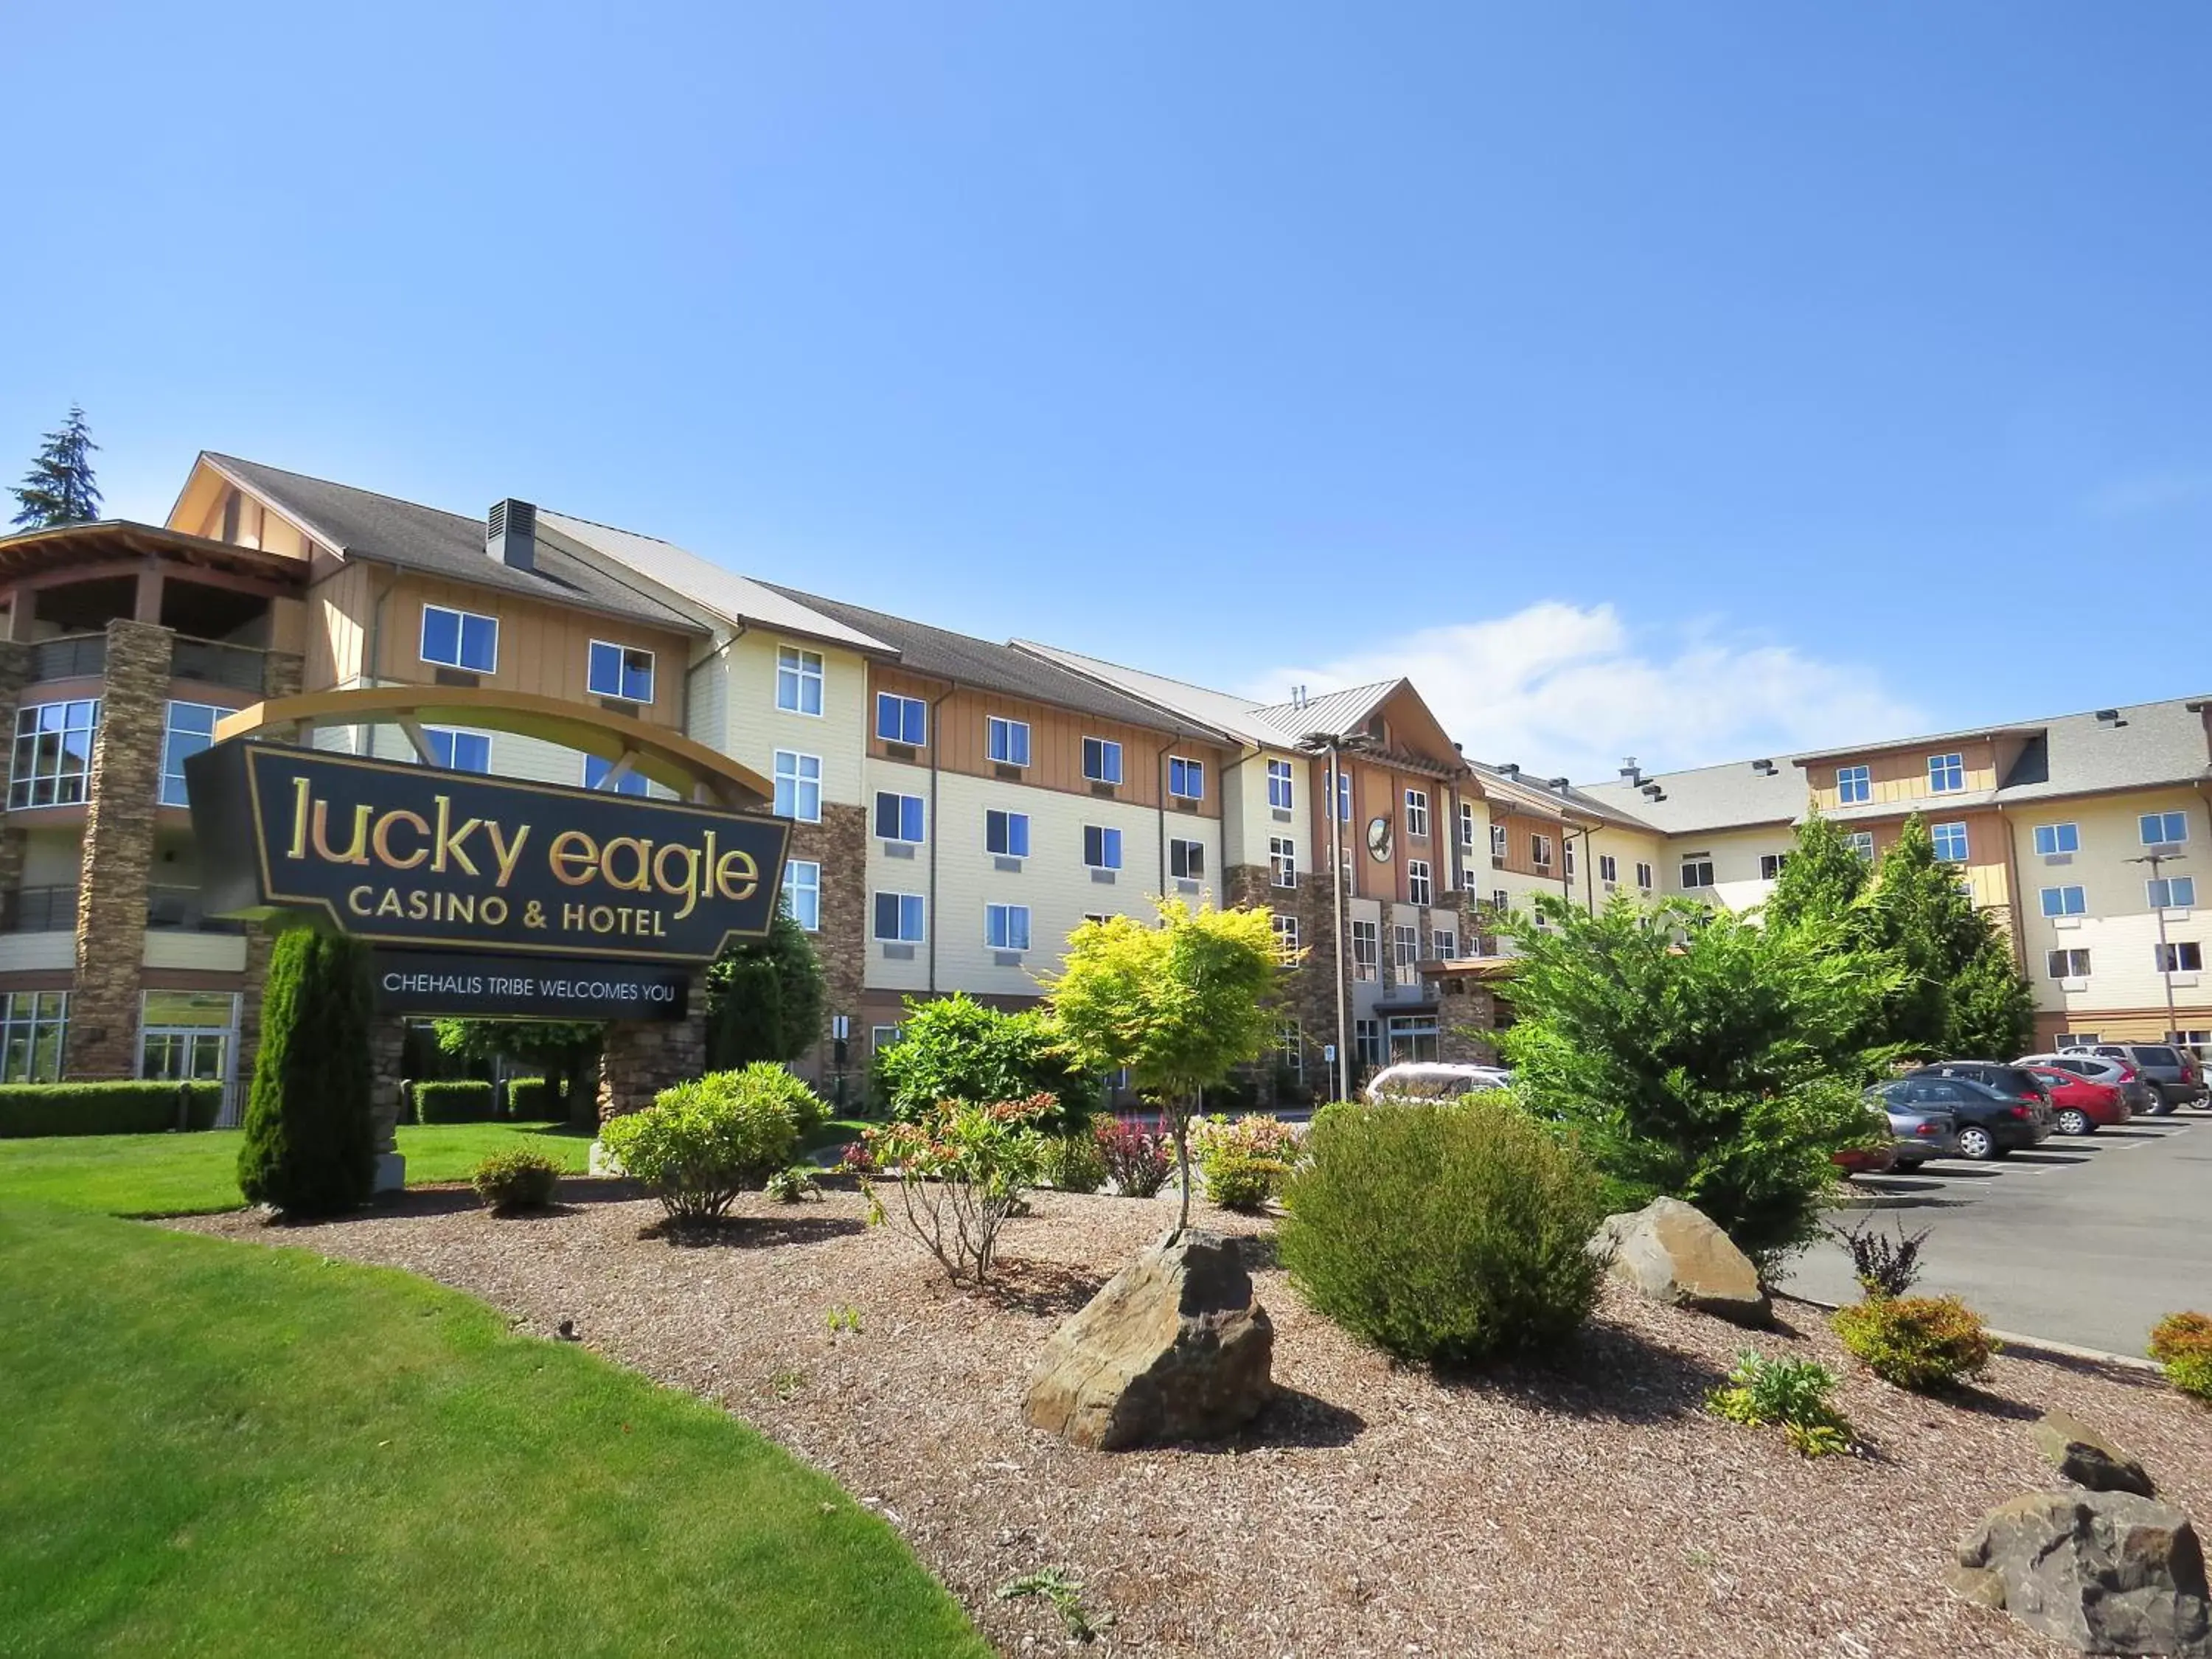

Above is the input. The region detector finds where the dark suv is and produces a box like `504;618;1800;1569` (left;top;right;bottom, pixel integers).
2063;1044;2206;1113
1905;1061;2056;1113
1871;1077;2050;1161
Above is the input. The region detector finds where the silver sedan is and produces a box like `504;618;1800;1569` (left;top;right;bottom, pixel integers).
1885;1102;1960;1166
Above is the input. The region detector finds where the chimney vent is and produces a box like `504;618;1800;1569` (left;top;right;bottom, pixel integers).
1751;757;1776;775
1548;776;1570;792
2095;708;2124;726
1619;757;1642;783
487;499;538;571
1501;762;1521;778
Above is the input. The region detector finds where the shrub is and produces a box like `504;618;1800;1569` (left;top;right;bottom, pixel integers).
503;1077;549;1120
875;995;1098;1132
1832;1295;1997;1391
0;1081;222;1138
1279;1099;1604;1364
1095;1115;1174;1197
599;1063;827;1223
237;930;377;1218
1829;1213;1930;1300
1706;1349;1854;1457
765;1165;821;1203
1037;1123;1107;1194
470;1150;562;1214
1192;1114;1298;1211
837;1139;874;1174
412;1079;496;1124
2150;1312;2212;1405
860;1094;1052;1283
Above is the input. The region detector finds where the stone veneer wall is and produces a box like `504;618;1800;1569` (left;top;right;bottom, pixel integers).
597;1001;707;1121
1226;862;1344;1101
0;640;30;907
787;802;866;1088
69;619;174;1079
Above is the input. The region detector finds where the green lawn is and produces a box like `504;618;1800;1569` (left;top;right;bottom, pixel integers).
0;1122;596;1217
0;1204;989;1658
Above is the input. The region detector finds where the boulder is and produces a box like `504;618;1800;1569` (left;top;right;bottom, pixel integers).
1955;1491;2211;1657
1588;1197;1770;1327
1025;1229;1273;1450
2033;1408;2157;1498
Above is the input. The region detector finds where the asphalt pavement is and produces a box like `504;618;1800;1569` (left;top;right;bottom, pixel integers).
1780;1117;2211;1356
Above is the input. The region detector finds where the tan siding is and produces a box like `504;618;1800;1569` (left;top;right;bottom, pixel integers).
306;561;371;690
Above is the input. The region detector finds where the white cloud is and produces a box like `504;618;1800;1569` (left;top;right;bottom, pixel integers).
1248;601;1926;782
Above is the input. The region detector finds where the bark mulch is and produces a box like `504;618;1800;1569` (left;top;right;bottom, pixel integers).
171;1183;2212;1658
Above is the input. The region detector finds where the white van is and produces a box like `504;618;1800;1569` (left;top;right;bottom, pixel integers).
1363;1062;1512;1103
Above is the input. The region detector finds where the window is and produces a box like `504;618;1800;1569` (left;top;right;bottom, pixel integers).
1386;1014;1440;1062
1405;789;1429;838
1269;836;1297;888
159;701;221;806
1277;1020;1303;1082
1458;801;1477;850
781;860;821;931
2046;947;2091;979
1170;838;1205;879
1334;771;1353;822
1635;861;1654;891
987;717;1030;767
1845;831;1875;860
1924;821;1967;863
1272;912;1300;963
1492;889;1509;912
875;692;927;746
872;891;925;942
1351;919;1380;981
1599;854;1618;884
587;641;654;702
423;727;491;773
2142;811;2190;846
1393;924;1421;967
1407;859;1432;905
986;809;1030;858
2034;823;2080;856
1837;765;1871;804
1354;1018;1383;1068
986;903;1032;952
1082;824;1123;871
1267;758;1294;810
2150;876;2198;910
1169;756;1205;800
775;646;824;715
1759;852;1791;880
2157;942;2204;974
773;751;821;821
582;754;650;796
1927;752;1965;793
10;698;98;808
0;990;68;1082
1531;833;1553;870
1082;737;1123;785
1489;824;1508;862
1433;927;1457;959
871;1024;902;1054
2039;885;2087;917
420;604;497;672
873;791;925;844
1681;858;1715;888
139;990;235;1086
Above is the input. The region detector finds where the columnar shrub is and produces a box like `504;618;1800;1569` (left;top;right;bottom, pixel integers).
1279;1099;1604;1363
599;1063;826;1223
1192;1113;1300;1211
1832;1295;1997;1391
2150;1312;2212;1405
470;1150;562;1214
1038;1121;1108;1194
861;1094;1051;1283
237;930;377;1218
1705;1349;1855;1457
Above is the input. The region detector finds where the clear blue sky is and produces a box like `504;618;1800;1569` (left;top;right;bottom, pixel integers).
6;3;2207;777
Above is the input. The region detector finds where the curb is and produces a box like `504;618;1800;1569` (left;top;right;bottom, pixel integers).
1776;1292;2162;1374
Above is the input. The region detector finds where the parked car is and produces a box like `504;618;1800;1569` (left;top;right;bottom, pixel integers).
2018;1064;2129;1136
2017;1051;2159;1119
1362;1062;1510;1103
1870;1077;2050;1161
2059;1043;2207;1113
1882;1100;1961;1166
1905;1060;2054;1113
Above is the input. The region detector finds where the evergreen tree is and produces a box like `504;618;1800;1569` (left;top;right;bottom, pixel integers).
1944;933;2039;1060
10;406;102;528
703;906;826;1069
1763;808;1871;933
237;930;377;1217
1863;815;1989;1058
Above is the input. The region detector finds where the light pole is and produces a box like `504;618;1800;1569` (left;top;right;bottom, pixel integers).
2127;850;2188;1042
1299;730;1374;1102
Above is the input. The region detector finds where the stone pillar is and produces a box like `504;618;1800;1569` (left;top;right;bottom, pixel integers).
0;639;31;908
69;619;173;1080
597;1001;707;1121
369;1016;406;1191
262;649;305;701
785;801;866;1089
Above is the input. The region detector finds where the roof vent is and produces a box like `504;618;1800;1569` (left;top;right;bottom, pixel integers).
2095;708;2127;727
1548;776;1570;792
487;499;537;572
1751;757;1777;775
1641;780;1663;798
1501;762;1521;778
1619;757;1642;783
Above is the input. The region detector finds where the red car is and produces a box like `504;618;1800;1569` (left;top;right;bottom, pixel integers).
2023;1064;2131;1136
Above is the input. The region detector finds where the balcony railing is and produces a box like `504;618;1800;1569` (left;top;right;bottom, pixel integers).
0;885;78;933
172;636;268;693
147;886;245;933
29;635;105;682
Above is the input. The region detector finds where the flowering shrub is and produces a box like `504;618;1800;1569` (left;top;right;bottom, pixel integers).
1192;1113;1300;1211
837;1139;874;1173
860;1094;1053;1283
600;1063;826;1223
2150;1312;2212;1405
1094;1115;1174;1198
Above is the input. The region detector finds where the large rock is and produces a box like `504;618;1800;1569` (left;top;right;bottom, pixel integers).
1588;1197;1770;1327
1025;1229;1273;1450
2034;1409;2157;1498
1955;1491;2211;1657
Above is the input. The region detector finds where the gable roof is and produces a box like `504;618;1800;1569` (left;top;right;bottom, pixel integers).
198;453;706;635
1577;755;1806;835
1248;681;1402;747
1011;640;1314;748
1470;761;1658;831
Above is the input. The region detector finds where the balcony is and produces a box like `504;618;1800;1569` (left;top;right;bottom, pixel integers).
147;885;245;933
172;636;268;693
29;635;104;682
0;885;78;933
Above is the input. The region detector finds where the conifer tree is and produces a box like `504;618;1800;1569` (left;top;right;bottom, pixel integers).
10;406;102;528
1763;808;1871;933
237;929;377;1217
703;906;826;1068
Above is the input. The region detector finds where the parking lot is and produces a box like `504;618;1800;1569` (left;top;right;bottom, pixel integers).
1781;1117;2211;1354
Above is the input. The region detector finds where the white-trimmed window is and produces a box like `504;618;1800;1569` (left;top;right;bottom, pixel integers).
1170;838;1205;880
1927;752;1965;793
1405;789;1429;838
1681;858;1716;888
2046;947;2090;979
1458;801;1477;850
1393;924;1420;967
1267;759;1294;810
582;754;650;796
1407;859;1432;905
1531;833;1553;871
875;692;926;746
1563;841;1576;879
872;891;925;942
775;646;824;715
0;990;69;1082
421;603;497;672
1083;824;1124;871
781;859;821;931
10;698;98;810
1169;756;1205;800
871;1023;902;1054
1844;832;1875;860
423;727;491;773
1837;764;1871;804
1083;737;1123;785
1635;861;1654;891
1272;912;1300;963
2149;876;2197;910
987;717;1030;767
1351;919;1380;981
986;809;1030;858
1931;821;1969;863
1354;1018;1383;1068
139;990;235;1086
1492;888;1510;912
2034;823;2080;856
1277;1019;1302;1081
1433;926;1457;959
1759;852;1790;880
587;641;654;702
159;700;221;807
1489;823;1508;862
2142;810;2191;846
2040;885;2086;917
1334;771;1353;822
1597;853;1617;883
2157;942;2203;974
987;903;1032;952
873;791;924;844
1270;835;1296;888
773;751;821;821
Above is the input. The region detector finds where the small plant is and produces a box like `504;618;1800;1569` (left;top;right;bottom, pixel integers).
770;1368;808;1402
1038;1122;1108;1194
765;1165;821;1203
1705;1349;1855;1457
837;1139;874;1174
824;1304;863;1335
1829;1213;1930;1300
470;1149;563;1214
1832;1295;1997;1391
860;1094;1052;1284
599;1063;826;1224
995;1567;1110;1643
1093;1115;1174;1198
1192;1113;1299;1211
2150;1312;2212;1405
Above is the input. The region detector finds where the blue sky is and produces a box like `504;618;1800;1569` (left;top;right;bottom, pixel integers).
5;3;2208;778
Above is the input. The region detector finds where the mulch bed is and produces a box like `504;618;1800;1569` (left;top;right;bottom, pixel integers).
170;1183;2212;1658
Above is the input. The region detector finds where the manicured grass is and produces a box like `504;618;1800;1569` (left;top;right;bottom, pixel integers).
0;1206;989;1658
0;1122;594;1217
801;1116;882;1157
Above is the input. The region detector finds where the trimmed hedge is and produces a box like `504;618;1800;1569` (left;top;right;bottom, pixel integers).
504;1077;551;1120
414;1080;497;1124
0;1082;223;1139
